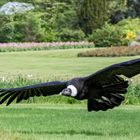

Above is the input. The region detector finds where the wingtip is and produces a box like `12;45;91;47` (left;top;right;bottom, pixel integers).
6;103;10;106
6;100;12;106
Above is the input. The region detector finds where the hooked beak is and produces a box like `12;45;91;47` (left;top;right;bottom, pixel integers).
59;88;72;96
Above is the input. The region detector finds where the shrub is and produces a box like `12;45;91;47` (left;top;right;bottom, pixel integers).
58;28;85;42
124;76;140;105
88;23;126;47
88;18;140;47
117;18;140;33
77;46;140;57
0;22;16;42
0;12;45;42
125;84;140;104
17;12;58;42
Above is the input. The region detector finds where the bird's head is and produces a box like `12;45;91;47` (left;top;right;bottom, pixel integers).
59;85;78;97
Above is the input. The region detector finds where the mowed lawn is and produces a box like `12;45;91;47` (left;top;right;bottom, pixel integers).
0;49;139;80
0;104;140;140
0;49;140;140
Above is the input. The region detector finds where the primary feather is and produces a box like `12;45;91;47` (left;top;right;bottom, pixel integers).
0;81;67;106
0;58;140;112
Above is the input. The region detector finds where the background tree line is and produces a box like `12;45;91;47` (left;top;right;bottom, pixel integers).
0;0;139;43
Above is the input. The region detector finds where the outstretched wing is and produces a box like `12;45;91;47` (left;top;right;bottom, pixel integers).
0;81;67;105
86;58;140;84
86;58;140;111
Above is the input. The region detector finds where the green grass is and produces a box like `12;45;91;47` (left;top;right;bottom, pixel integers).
0;49;140;139
0;104;140;140
0;49;139;79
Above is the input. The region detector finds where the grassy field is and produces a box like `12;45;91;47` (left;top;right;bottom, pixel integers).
0;104;140;140
0;49;139;80
0;49;140;140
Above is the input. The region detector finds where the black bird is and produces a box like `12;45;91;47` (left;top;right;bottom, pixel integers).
0;58;140;111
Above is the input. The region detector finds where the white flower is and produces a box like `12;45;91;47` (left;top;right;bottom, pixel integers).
0;76;6;82
27;74;33;78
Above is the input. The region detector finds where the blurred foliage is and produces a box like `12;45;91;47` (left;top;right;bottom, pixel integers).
0;0;139;42
88;23;125;47
88;18;140;47
0;0;82;42
77;0;109;35
109;0;140;24
57;28;85;42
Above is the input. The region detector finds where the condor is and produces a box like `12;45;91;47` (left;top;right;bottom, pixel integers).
0;58;140;111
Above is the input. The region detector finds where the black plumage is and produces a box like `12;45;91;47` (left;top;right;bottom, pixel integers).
0;81;67;105
0;58;140;111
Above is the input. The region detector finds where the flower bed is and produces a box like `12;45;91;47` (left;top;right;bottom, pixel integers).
0;41;94;52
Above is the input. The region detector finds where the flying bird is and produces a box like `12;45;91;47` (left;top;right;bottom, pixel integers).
0;58;140;111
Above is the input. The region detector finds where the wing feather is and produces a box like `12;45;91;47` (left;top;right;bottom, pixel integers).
0;91;17;104
7;92;20;106
86;58;140;84
0;81;67;105
34;88;40;96
16;91;24;103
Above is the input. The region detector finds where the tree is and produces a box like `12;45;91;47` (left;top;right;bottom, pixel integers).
0;0;85;42
109;0;127;24
19;12;46;42
77;0;109;35
109;0;140;24
127;0;140;17
0;15;17;42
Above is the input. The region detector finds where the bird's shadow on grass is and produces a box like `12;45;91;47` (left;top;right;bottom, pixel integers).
17;130;127;136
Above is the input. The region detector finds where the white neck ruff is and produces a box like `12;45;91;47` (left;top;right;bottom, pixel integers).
67;85;78;97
